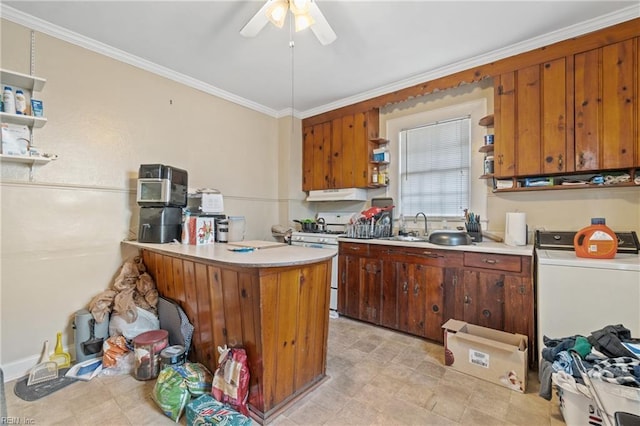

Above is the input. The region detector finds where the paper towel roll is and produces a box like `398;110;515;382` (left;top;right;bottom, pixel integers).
505;212;527;246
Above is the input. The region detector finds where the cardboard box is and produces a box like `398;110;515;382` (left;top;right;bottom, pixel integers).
442;319;528;392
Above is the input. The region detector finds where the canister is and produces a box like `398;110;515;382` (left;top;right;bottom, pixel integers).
216;219;229;243
160;345;187;369
133;329;168;380
484;134;494;145
484;155;494;175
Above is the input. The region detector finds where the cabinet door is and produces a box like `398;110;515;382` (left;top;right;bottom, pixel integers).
380;258;399;329
335;115;353;188
541;58;569;174
417;264;445;343
515;65;542;176
494;72;516;177
575;39;637;170
352;111;370;188
360;258;382;323
601;39;635;169
302;122;332;190
338;253;361;318
462;270;505;331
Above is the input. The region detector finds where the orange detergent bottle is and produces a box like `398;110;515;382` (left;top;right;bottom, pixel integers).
573;218;618;259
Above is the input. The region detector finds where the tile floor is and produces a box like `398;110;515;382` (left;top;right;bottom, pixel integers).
5;317;563;425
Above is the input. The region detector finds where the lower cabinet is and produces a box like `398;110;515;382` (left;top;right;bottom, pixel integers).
338;242;535;366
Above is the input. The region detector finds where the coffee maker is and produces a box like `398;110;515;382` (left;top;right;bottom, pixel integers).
137;164;187;243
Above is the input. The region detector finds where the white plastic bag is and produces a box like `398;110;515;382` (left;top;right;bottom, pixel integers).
109;307;159;339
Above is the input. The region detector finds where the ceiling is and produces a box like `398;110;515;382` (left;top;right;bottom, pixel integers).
3;1;639;118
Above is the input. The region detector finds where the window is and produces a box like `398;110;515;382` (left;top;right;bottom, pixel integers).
399;116;470;218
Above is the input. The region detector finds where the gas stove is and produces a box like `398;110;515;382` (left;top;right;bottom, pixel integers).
290;212;354;247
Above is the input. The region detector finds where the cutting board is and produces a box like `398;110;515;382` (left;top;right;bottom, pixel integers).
227;240;287;249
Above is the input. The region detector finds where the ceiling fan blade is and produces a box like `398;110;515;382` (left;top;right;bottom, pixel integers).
240;1;272;37
309;1;337;45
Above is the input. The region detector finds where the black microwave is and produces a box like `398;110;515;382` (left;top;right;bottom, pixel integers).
136;164;188;207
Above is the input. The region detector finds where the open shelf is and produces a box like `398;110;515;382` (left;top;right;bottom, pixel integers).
0;112;47;128
1;69;46;92
0;154;52;165
479;144;494;153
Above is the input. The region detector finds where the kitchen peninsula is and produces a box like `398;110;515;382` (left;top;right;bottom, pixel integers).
122;241;335;424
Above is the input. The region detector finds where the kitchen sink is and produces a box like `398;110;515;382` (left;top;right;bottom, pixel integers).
381;235;429;242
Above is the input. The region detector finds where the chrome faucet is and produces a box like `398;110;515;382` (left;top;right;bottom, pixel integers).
414;212;428;236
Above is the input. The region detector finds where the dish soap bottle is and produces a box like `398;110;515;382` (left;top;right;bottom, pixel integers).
573;218;618;259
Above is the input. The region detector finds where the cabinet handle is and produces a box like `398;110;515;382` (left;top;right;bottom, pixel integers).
482;258;498;264
422;251;443;258
464;295;471;304
482;309;491;318
348;246;361;251
402;282;408;293
518;286;526;295
432;304;439;313
557;154;563;170
496;280;504;288
578;152;585;169
414;283;420;296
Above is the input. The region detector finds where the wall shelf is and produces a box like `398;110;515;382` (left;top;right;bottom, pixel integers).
0;69;46;92
0;112;47;128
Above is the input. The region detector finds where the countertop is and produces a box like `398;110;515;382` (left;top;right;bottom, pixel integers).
338;237;535;256
123;240;336;268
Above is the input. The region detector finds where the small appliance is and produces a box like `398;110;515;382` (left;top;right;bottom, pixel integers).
137;164;188;207
137;164;188;243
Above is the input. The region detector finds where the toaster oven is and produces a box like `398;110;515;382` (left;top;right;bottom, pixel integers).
136;164;188;207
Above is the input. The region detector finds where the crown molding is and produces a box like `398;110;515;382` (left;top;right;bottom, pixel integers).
2;4;638;120
1;5;280;118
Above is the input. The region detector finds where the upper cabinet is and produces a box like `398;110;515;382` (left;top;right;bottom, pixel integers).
493;57;569;178
493;35;640;187
574;38;637;171
302;108;379;191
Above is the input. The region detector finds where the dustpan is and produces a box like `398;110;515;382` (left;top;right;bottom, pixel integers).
50;332;71;368
81;319;104;356
28;341;58;386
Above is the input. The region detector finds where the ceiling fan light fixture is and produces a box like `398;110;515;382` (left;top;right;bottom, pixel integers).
290;0;311;15
294;12;315;32
266;0;288;28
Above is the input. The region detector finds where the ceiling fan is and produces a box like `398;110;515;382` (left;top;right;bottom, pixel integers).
240;0;337;46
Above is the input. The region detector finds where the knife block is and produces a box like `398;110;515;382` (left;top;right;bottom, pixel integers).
465;222;483;242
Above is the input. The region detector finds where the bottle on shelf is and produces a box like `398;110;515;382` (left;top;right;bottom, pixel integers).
3;86;16;114
372;167;378;185
15;90;26;115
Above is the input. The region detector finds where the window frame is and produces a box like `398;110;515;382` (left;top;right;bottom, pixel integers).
384;99;488;228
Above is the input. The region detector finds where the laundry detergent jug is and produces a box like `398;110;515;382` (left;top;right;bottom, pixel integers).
573;218;618;259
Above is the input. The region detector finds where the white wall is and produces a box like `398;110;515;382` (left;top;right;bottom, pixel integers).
0;20;293;378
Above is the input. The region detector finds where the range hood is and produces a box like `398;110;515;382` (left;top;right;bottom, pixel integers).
306;188;368;202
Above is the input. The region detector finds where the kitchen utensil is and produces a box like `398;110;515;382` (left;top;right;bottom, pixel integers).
82;319;104;357
28;341;58;386
293;219;317;232
428;230;472;246
316;217;326;232
49;332;71;368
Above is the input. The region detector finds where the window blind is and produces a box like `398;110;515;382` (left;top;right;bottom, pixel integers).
400;116;470;218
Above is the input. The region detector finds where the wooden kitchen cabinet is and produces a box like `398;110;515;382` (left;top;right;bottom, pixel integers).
302;108;380;191
574;38;638;171
338;242;536;366
340;243;461;344
460;252;535;367
493;57;569;178
140;248;331;423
